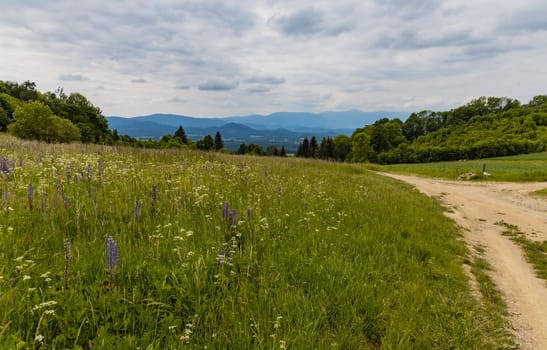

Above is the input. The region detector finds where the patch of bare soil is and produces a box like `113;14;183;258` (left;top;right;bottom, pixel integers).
379;173;547;350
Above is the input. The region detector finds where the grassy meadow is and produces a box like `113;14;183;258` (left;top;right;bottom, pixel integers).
0;135;513;349
369;152;547;182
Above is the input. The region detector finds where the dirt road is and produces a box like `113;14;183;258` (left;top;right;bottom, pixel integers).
380;173;547;349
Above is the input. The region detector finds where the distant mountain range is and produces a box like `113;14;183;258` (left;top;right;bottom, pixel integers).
106;111;409;152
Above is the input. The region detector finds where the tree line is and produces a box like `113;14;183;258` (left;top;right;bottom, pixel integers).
2;80;546;163
295;96;547;164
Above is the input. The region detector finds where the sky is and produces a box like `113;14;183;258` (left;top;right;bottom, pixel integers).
1;0;546;117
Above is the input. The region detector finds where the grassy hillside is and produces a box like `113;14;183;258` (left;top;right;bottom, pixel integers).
0;135;512;348
372;152;547;182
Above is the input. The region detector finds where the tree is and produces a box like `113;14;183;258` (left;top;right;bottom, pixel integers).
214;131;224;150
296;137;310;157
309;136;318;158
196;134;214;150
333;135;351;161
280;146;287;157
174;125;189;144
9;101;80;143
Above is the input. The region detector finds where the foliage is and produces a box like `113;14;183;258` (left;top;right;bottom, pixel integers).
9;101;81;143
0;135;513;348
0;80;111;143
196;134;214;151
296;95;547;164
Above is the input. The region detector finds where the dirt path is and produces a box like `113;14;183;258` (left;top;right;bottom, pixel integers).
379;173;547;349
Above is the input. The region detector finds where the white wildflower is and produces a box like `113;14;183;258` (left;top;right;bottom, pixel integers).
35;334;44;342
23;275;31;281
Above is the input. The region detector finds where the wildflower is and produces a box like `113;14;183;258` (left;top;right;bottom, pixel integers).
44;309;55;315
87;164;93;181
64;239;71;289
134;201;141;221
230;209;237;226
246;208;252;220
32;300;58;311
27;183;34;210
23;275;31;281
35;334;44;342
106;236;118;271
106;236;118;290
0;156;10;174
152;184;158;207
221;201;230;220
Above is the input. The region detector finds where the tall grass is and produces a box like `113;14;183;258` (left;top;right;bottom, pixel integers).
0;135;511;348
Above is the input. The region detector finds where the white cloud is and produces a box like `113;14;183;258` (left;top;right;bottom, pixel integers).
0;0;545;117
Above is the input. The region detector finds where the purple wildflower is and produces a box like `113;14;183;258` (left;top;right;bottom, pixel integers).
106;236;118;290
231;209;237;227
63;239;71;289
246;208;252;221
106;236;118;271
0;156;9;174
152;184;157;207
222;201;230;221
134;201;141;221
27;184;34;211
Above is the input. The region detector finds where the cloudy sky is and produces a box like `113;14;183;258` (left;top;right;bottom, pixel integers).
1;0;546;117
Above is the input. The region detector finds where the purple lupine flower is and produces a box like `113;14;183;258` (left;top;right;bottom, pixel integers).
63;239;71;289
106;236;118;271
134;201;141;221
106;236;118;290
0;156;10;174
231;209;237;226
222;201;230;221
246;208;252;221
87;164;93;181
27;184;34;211
151;184;158;207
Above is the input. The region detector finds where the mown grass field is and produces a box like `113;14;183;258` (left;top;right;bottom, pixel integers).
369;152;547;182
0;135;513;349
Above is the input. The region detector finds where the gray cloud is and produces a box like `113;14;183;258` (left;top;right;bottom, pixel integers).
131;79;148;83
198;80;238;91
169;97;187;104
247;86;271;94
245;76;285;85
271;7;353;37
175;85;191;90
59;74;89;81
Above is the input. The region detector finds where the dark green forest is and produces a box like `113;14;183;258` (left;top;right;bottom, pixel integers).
296;96;547;164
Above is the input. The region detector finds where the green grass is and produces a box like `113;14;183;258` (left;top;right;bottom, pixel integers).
531;188;547;198
0;135;514;348
468;249;515;349
496;221;547;280
370;152;547;182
